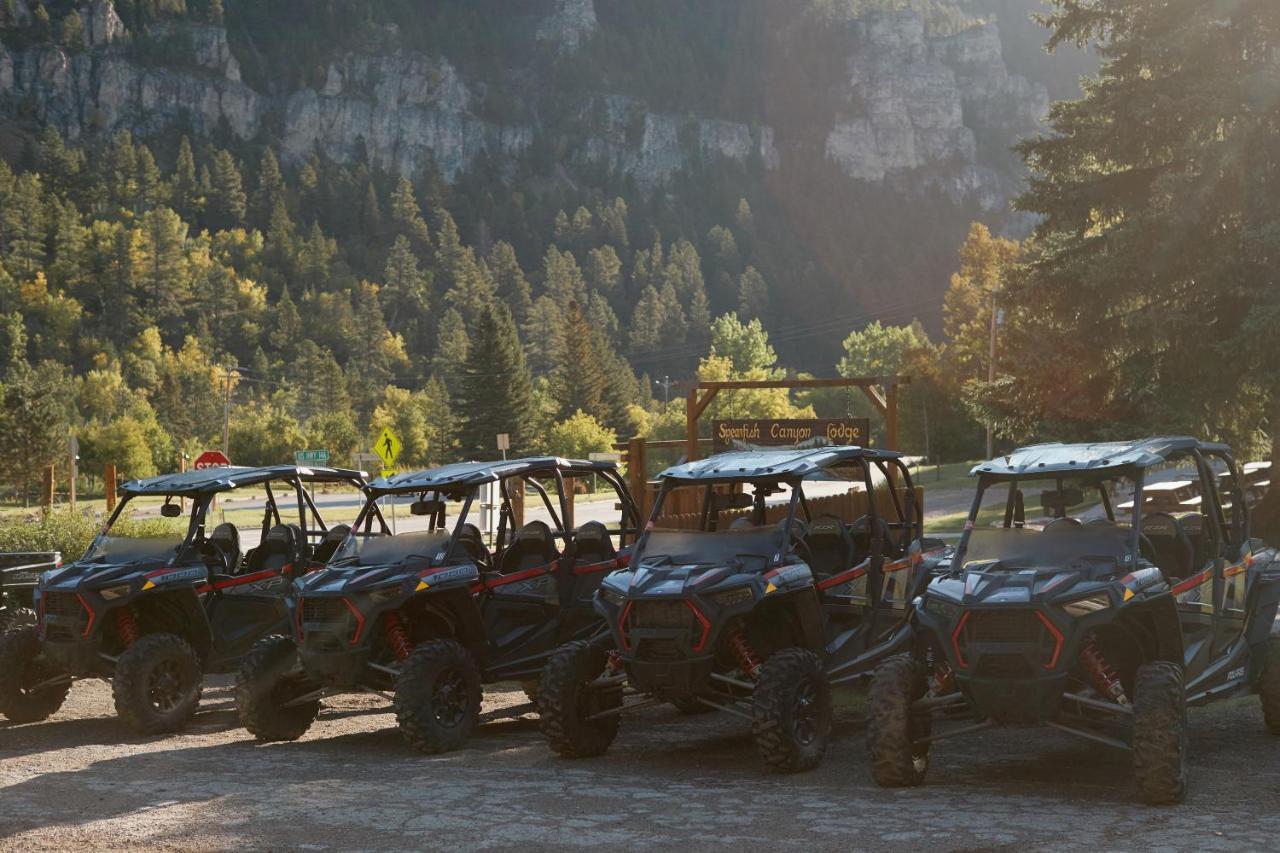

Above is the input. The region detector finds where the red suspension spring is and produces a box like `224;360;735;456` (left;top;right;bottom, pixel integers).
934;661;955;696
116;608;139;647
1079;634;1128;706
384;611;412;661
727;626;762;680
606;650;624;675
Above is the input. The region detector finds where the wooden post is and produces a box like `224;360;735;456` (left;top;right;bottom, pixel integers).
885;381;900;451
627;436;648;520
105;464;117;513
686;387;700;463
41;465;55;510
510;477;524;529
68;436;77;510
563;477;576;530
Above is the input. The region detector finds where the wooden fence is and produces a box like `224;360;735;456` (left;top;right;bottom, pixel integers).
653;486;923;530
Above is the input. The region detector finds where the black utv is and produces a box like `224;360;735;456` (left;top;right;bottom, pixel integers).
0;552;59;634
235;456;640;754
867;437;1280;804
0;465;366;733
538;446;945;772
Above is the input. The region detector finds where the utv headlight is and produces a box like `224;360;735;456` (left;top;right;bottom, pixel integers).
711;586;754;608
923;596;961;623
1061;592;1110;618
99;583;132;601
600;588;625;607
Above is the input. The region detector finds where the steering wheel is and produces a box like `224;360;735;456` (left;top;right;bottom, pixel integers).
779;520;812;566
197;540;231;583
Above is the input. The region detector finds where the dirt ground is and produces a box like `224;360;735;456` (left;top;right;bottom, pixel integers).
3;676;1280;851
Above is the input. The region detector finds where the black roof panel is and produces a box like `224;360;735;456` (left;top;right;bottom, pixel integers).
370;456;619;494
121;465;367;496
971;436;1208;478
657;446;899;482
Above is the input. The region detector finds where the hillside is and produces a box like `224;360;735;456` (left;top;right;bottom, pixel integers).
0;0;1088;488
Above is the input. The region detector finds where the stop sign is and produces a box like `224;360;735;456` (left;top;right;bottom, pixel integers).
193;450;231;469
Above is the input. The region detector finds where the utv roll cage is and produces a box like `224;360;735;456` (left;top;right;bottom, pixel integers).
354;457;642;560
642;446;922;555
956;436;1249;575
108;465;368;561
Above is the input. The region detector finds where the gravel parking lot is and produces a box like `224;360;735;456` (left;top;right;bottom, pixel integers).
3;676;1280;851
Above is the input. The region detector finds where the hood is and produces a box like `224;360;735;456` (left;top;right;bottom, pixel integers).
41;556;172;591
618;560;748;597
298;561;478;595
930;559;1164;607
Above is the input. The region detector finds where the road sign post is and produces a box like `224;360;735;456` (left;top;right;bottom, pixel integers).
497;433;510;461
371;429;402;533
294;449;331;467
194;450;231;469
373;427;401;475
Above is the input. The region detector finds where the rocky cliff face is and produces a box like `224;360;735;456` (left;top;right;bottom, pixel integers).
0;0;1046;214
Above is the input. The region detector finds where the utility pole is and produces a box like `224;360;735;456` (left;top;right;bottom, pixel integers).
986;290;999;459
656;375;671;405
69;436;78;509
222;365;233;455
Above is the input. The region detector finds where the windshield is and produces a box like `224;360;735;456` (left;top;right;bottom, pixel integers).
83;535;183;563
330;529;452;567
962;525;1133;571
636;527;784;572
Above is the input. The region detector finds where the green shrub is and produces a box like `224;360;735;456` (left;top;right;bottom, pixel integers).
0;512;184;562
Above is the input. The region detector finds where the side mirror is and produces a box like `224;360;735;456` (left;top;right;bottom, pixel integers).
1040;488;1084;513
712;493;753;511
410;499;442;517
160;503;183;518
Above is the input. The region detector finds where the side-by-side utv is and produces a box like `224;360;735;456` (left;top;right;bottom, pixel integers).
235;456;639;754
0;465;366;733
867;437;1280;804
0;552;60;635
537;446;947;773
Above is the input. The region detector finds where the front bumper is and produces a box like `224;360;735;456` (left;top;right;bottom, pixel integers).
298;646;373;688
42;637;105;676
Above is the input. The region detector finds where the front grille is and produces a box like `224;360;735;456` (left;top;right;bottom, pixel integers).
298;596;358;648
42;591;88;641
632;601;694;630
975;653;1033;678
966;611;1043;644
301;597;347;624
956;609;1061;675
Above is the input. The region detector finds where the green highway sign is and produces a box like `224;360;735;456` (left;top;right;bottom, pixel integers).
294;449;331;466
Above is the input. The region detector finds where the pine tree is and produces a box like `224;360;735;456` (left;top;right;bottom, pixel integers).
457;302;534;458
487;241;532;322
390;176;431;254
737;265;769;320
251;148;286;231
629;285;665;358
135;144;164;210
171;136;202;220
383;235;430;333
431;307;469;395
207;149;247;230
269;284;303;362
542;245;586;306
585;245;621;293
553;300;607;421
1000;0;1280;524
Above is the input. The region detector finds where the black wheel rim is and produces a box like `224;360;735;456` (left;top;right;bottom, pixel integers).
792;679;819;746
432;667;468;728
147;660;186;713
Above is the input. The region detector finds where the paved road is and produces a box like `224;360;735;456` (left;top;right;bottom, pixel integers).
2;678;1279;850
